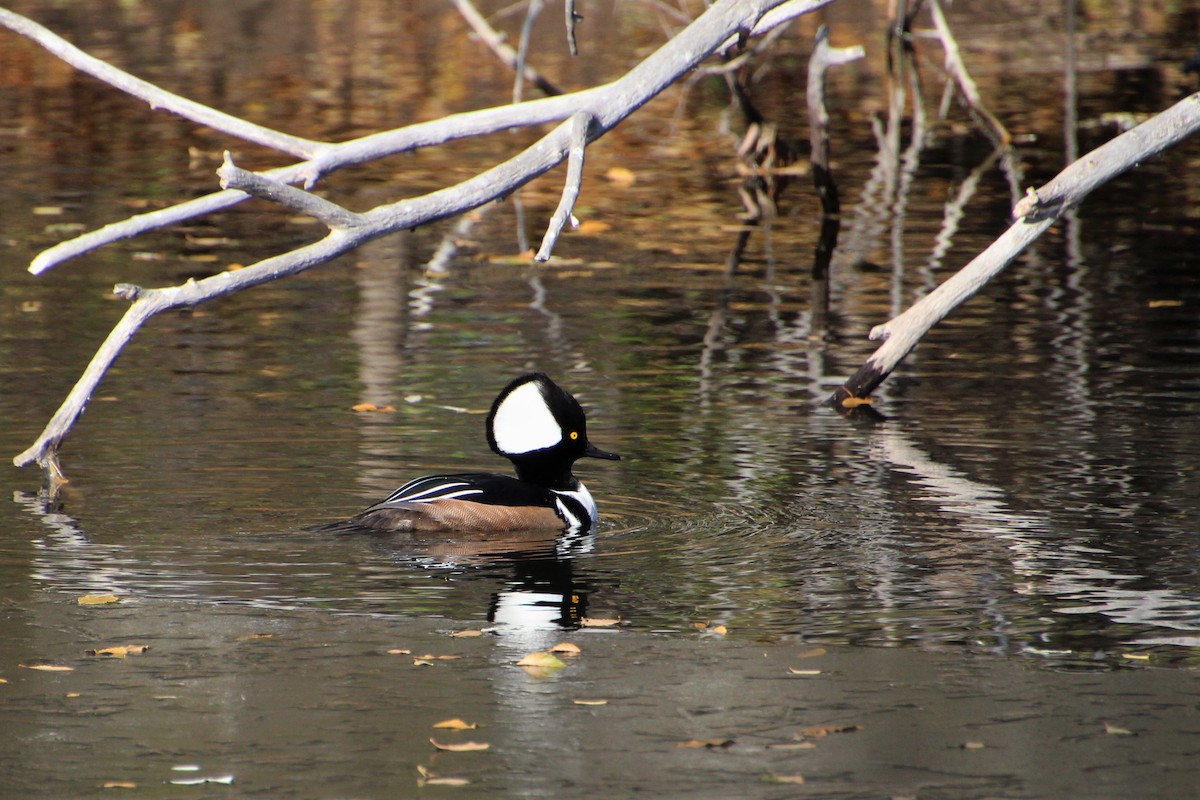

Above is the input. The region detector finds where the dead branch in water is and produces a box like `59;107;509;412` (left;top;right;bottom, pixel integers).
830;91;1200;410
3;0;834;481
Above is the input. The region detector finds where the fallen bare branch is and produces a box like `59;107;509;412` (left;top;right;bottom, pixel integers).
0;8;319;159
12;0;837;475
830;91;1200;408
566;0;581;56
926;0;1010;145
216;153;364;229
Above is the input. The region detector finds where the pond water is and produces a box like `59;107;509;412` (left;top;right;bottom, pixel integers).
2;1;1199;797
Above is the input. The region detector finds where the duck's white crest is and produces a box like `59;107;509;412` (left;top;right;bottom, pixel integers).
491;380;561;455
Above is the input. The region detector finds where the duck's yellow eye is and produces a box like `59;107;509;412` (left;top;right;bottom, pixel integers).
569;431;579;440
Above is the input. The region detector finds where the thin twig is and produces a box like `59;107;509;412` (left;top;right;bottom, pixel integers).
535;112;593;261
927;0;1010;145
217;153;364;229
565;0;581;56
449;0;563;96
513;0;544;105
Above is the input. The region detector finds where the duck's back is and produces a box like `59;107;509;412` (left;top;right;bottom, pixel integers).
351;473;563;532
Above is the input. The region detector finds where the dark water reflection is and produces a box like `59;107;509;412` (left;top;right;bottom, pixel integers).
3;0;1200;796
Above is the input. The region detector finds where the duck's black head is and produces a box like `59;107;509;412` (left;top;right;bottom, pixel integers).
485;373;619;487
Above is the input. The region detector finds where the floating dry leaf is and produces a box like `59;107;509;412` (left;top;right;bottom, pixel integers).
515;652;566;668
433;719;478;731
386;648;412;655
787;668;821;676
1147;299;1183;308
548;642;581;655
573;698;608;706
675;738;734;749
798;723;860;739
77;594;120;606
450;629;483;638
961;741;986;750
1104;722;1134;736
85;645;149;659
0;678;8;684
416;765;470;787
767;741;816;750
415;654;462;661
795;647;827;659
710;624;727;636
236;633;273;640
429;738;490;752
169;775;235;785
1120;653;1150;661
352;402;379;412
33;205;64;215
580;617;620;628
413;658;434;667
20;664;74;672
576;219;612;236
840;396;874;409
101;780;138;789
764;774;806;785
605;166;637;187
65;692;81;698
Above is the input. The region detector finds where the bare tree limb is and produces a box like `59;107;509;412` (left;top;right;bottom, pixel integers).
830;91;1200;409
513;0;545;104
565;0;581;56
926;0;1010;145
0;8;320;159
11;0;837;474
535;112;593;260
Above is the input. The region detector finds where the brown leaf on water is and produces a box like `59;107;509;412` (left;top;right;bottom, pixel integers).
787;668;821;676
413;658;434;667
236;633;273;641
580;617;620;627
794;647;827;659
515;652;566;668
0;678;8;684
764;774;806;784
85;645;149;659
20;664;74;672
675;738;734;749
576;219;612;236
1104;721;1135;736
767;741;816;750
798;723;861;739
605;166;637;187
1147;299;1183;308
415;654;462;661
429;738;490;752
416;765;470;787
77;594;120;606
101;780;138;789
840;396;874;409
548;642;581;655
351;402;378;412
573;698;608;706
450;629;483;638
710;624;727;636
386;648;412;655
433;719;478;731
961;741;986;750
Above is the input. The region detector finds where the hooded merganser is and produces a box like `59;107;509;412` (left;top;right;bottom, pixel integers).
350;373;620;532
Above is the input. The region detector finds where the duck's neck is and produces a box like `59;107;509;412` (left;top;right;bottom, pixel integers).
511;455;578;491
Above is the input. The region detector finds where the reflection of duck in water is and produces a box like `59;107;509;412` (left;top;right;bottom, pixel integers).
349;373;619;533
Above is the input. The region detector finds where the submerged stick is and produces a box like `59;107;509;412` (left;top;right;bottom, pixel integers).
829;91;1200;409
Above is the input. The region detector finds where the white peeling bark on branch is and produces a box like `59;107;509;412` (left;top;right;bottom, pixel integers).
830;91;1200;410
9;0;836;475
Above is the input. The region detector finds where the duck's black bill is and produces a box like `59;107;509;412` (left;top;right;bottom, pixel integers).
584;442;621;461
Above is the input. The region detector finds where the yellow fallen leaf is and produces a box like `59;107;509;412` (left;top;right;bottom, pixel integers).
414;654;462;661
765;774;805;784
1120;653;1150;661
236;633;273;640
515;652;566;668
0;678;8;684
450;629;483;638
413;658;434;667
66;692;81;698
33;205;64;215
573;699;608;706
548;642;581;655
605;166;637;187
1147;299;1183;308
799;723;860;738
840;396;874;408
101;780;138;789
576;219;612;236
795;647;826;659
351;403;379;412
429;738;490;752
787;668;821;676
433;719;478;731
85;645;149;658
423;776;471;786
77;594;120;606
1104;722;1134;736
21;664;74;672
580;617;620;628
386;648;412;655
675;738;734;749
961;741;986;750
710;624;727;636
766;741;816;750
